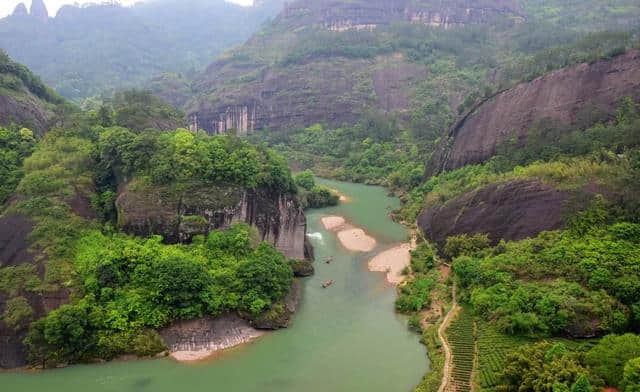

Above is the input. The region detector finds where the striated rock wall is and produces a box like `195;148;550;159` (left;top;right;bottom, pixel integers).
417;180;572;250
189;0;520;134
427;50;640;177
0;94;54;136
159;314;263;355
116;182;308;259
191;56;425;134
282;0;522;30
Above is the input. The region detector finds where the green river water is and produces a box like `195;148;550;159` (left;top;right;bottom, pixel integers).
1;179;428;392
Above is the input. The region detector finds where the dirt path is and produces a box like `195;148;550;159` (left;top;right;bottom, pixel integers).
438;284;459;392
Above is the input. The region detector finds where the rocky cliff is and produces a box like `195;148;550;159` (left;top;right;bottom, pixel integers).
426;50;640;177
29;0;49;22
188;0;521;134
417;180;573;250
281;0;522;31
116;181;308;259
12;3;28;17
0;52;63;135
0;193;96;368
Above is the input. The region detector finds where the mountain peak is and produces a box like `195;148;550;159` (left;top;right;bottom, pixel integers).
29;0;49;22
12;3;28;16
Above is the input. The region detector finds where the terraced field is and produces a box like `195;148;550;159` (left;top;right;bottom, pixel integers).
445;307;475;392
475;323;600;392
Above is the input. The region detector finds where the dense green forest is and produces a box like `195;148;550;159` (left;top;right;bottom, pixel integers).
0;85;311;366
2;0;640;390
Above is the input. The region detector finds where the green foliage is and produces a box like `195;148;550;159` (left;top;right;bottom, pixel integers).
253;120;423;192
395;277;436;313
0;126;37;206
410;243;436;274
571;375;593;392
0;49;63;104
294;170;315;190
624;358;640;392
108;89;185;131
27;224;293;366
447;307;475;392
586;334;640;387
453;217;640;337
444;233;491;260
0;2;283;100
2;296;34;330
496;342;593;392
97;127;295;192
299;186;339;209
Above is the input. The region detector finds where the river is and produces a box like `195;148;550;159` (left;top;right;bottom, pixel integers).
1;179;428;392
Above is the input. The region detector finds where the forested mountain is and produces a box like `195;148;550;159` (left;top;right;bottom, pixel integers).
1;1;640;391
187;0;640;136
0;0;285;100
0;49;68;133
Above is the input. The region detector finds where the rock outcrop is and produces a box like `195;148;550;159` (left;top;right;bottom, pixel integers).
426;50;640;177
0;94;54;135
282;0;523;31
189;0;521;134
116;182;308;259
12;3;28;17
159;314;263;357
29;0;49;22
417;180;573;249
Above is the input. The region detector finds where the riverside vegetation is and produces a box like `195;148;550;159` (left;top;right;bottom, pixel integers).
2;0;640;391
242;2;640;392
0;89;325;367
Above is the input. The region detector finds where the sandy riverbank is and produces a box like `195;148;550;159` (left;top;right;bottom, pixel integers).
321;216;377;252
321;216;346;231
368;243;413;284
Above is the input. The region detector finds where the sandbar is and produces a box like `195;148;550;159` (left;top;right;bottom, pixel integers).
368;243;413;284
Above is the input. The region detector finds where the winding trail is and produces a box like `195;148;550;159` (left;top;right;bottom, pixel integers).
437;284;459;392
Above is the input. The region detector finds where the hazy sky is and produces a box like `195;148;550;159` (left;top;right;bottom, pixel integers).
0;0;253;18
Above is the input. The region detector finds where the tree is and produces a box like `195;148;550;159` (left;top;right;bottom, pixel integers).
294;169;315;190
571;375;592;392
586;334;640;387
624;358;640;392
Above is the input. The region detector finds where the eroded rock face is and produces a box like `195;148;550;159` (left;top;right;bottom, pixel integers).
0;189;95;368
0;94;54;136
159;314;263;355
189;0;520;134
282;0;522;31
0;212;72;368
427;50;640;177
417;180;572;249
116;182;307;259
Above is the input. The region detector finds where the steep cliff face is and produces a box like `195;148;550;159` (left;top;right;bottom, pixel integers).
188;0;521;134
417;180;574;250
426;50;640;176
29;0;49;22
0;52;64;135
281;0;522;31
116;181;307;259
0;94;54;135
191;57;415;134
12;3;28;17
0;193;96;368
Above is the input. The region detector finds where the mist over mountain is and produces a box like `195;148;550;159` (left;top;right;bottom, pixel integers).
0;0;284;100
